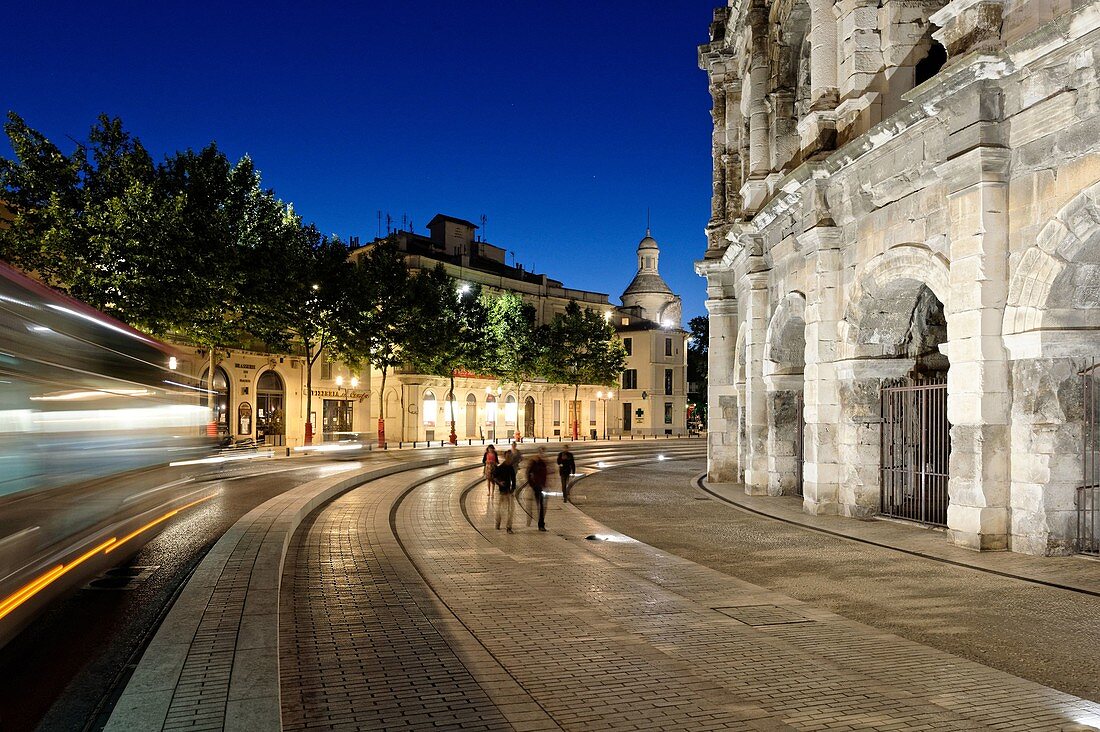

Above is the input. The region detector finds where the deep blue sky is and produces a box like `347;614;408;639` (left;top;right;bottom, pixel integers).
2;1;718;320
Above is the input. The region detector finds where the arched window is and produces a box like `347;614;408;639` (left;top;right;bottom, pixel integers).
485;394;497;423
504;394;517;426
443;392;456;424
423;390;437;427
465;393;477;436
200;366;231;435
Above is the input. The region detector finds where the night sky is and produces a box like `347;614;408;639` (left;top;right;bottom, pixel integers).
2;1;719;320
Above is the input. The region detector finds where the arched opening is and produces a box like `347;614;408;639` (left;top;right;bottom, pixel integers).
847;272;951;525
200;366;231;436
256;370;285;443
914;41;948;86
423;390;437;441
485;394;497;441
504;394;517;430
524;396;536;438
764;294;807;497
465;393;477;439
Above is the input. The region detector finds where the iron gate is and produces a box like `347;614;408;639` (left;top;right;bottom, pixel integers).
1081;364;1100;556
880;379;949;526
795;392;805;498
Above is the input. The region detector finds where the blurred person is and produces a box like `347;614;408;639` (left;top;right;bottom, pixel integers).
510;440;524;474
557;444;576;503
527;447;549;531
494;450;517;533
482;444;498;496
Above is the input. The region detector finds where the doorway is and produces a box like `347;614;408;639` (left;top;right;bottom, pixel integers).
622;402;632;432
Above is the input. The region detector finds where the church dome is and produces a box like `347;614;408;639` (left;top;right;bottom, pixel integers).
638;231;659;250
622;271;674;297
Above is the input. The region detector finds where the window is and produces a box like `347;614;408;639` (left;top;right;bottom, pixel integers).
623;337;632;356
553;399;561;426
323;399;353;434
664;369;673;396
486;394;498;423
664;402;673;424
665;338;672;356
505;394;517;425
321;357;333;380
423;391;437;427
621;317;629;326
589;400;596;426
622;369;637;390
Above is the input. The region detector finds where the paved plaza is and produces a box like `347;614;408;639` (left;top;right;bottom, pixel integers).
109;446;1100;731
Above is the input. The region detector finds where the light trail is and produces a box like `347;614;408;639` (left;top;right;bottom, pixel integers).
0;494;215;622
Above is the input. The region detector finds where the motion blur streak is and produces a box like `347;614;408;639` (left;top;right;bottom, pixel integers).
106;494;216;552
0;494;215;622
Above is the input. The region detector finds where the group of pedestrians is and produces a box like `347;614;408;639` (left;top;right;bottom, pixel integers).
481;442;576;533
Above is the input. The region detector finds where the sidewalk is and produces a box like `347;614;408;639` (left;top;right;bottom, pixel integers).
282;457;1100;730
702;480;1100;597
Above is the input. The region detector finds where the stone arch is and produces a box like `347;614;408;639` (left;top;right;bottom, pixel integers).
1003;180;1100;553
836;245;952;517
733;322;747;386
767;0;811;171
1004;179;1100;350
764;291;807;376
841;244;951;361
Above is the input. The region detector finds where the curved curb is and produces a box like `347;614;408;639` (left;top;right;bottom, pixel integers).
104;456;447;732
694;474;1100;599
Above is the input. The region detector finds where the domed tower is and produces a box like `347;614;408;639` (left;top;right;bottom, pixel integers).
620;229;682;327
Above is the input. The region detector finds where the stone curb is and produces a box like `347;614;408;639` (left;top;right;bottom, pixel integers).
699;475;1100;598
104;456;447;732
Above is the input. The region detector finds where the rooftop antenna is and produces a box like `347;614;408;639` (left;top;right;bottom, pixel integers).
386;213;393;235
480;214;488;242
377;210;382;238
646;207;651;235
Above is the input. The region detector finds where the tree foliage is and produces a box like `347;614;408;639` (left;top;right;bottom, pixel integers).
687;315;709;423
542;301;627;438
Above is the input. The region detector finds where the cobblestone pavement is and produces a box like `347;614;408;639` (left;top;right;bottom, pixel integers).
279;452;1100;731
577;459;1100;704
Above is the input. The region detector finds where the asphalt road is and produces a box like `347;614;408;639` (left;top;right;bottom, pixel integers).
577;458;1100;703
0;458;359;732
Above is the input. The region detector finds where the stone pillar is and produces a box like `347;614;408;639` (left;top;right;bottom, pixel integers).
935;125;1011;550
747;62;771;177
742;271;771;494
834;0;884;137
799;0;840;154
723;81;744;221
765;374;804;496
802;226;843;515
705;294;740;483
770;89;799;172
708;83;728;231
809;0;839;109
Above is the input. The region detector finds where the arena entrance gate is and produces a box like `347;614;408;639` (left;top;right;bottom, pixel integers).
1081;363;1100;556
880;379;949;526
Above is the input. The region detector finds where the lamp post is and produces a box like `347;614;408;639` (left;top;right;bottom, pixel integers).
597;390;614;440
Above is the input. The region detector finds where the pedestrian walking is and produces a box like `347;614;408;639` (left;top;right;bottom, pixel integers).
494;451;517;533
482;444;498;496
510;440;523;474
527;447;549;531
557;444;576;503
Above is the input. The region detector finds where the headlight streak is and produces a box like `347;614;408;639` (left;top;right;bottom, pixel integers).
0;493;215;622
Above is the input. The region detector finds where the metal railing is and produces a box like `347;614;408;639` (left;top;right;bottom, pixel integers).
1080;363;1100;556
880;379;949;527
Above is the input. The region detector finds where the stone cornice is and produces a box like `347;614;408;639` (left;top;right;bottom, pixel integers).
933;145;1012;193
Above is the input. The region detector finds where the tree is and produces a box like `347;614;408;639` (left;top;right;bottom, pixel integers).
542;301;627;439
687;315;709;426
249;225;353;444
334;239;419;447
411;267;491;445
485;291;541;387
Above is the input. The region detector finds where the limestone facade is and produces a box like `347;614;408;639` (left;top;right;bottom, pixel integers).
697;0;1100;554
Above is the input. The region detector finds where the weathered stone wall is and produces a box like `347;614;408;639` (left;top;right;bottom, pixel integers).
698;0;1100;555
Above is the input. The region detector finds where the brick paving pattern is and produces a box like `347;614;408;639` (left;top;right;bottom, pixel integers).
277;448;1100;731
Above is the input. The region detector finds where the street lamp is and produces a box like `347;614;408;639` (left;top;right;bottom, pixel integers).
597;390;614;439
